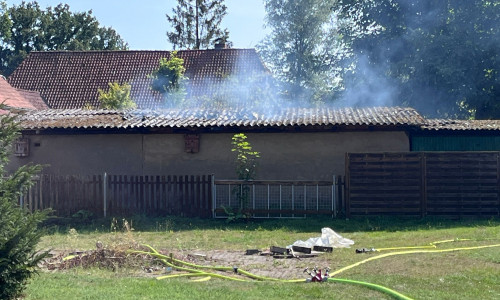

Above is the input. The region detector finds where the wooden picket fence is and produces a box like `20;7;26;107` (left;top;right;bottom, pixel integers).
21;174;212;218
346;152;500;217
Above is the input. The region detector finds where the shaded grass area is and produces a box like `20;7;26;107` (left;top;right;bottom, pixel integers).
38;215;500;251
27;216;500;300
42;214;500;233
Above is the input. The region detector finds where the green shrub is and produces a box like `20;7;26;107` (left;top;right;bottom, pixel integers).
149;51;187;107
98;82;136;110
0;110;47;299
150;51;186;94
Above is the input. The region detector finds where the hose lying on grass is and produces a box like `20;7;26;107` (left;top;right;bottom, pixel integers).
127;239;500;300
129;245;414;299
331;242;500;277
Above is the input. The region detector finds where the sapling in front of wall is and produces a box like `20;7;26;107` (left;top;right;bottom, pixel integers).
224;133;260;222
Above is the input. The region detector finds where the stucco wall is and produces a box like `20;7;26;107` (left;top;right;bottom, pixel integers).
9;131;409;180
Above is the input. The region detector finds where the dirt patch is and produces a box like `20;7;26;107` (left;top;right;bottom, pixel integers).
178;250;331;279
40;246;332;281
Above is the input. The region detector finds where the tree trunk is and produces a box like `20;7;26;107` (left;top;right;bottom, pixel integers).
195;0;200;49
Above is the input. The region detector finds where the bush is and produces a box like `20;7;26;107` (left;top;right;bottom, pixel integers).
149;51;187;107
97;82;136;110
0;110;47;299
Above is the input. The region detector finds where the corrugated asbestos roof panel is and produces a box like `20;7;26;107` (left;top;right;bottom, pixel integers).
422;119;500;131
18;106;425;130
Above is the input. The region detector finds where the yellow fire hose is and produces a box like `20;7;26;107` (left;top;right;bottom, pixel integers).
330;243;500;277
126;239;500;300
129;246;415;299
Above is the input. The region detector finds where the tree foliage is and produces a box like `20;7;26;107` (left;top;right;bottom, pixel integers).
0;109;47;300
98;82;136;110
150;52;186;93
259;0;499;118
258;0;345;104
334;0;500;119
0;1;128;76
166;0;229;50
150;51;188;107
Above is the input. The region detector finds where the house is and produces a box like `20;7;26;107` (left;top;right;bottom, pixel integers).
0;76;48;113
9;106;422;180
7;49;268;109
5;49;422;180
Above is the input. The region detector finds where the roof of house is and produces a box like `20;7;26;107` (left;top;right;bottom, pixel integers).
421;119;500;131
7;49;268;110
18;106;426;130
16;89;48;110
0;76;47;111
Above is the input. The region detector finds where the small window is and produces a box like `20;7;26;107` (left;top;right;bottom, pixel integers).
14;138;29;157
184;134;200;153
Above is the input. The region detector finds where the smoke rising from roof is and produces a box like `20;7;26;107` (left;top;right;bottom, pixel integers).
336;0;500;119
336;54;396;108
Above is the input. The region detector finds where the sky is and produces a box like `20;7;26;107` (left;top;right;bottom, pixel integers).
5;0;269;50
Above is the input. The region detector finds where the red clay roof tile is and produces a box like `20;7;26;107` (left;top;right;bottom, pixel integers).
17;89;48;110
0;76;43;110
8;49;268;109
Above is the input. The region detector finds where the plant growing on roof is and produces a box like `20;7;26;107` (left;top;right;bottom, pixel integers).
223;133;260;222
98;82;136;110
0;105;48;299
150;51;188;107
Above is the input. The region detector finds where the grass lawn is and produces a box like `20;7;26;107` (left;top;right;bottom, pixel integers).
24;216;500;300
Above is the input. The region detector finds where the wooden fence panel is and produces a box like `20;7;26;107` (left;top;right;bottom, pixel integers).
21;174;213;218
346;153;423;216
346;152;500;217
22;174;103;217
425;152;499;217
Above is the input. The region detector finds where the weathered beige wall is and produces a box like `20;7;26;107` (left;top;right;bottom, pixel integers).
9;131;409;180
9;134;143;175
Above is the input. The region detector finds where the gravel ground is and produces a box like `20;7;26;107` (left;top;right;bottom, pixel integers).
172;249;332;280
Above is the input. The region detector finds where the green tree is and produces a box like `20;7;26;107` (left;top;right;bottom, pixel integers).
334;0;500;119
258;0;344;103
98;82;136;110
0;108;47;299
150;51;188;107
166;0;229;50
0;1;128;76
0;2;11;45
